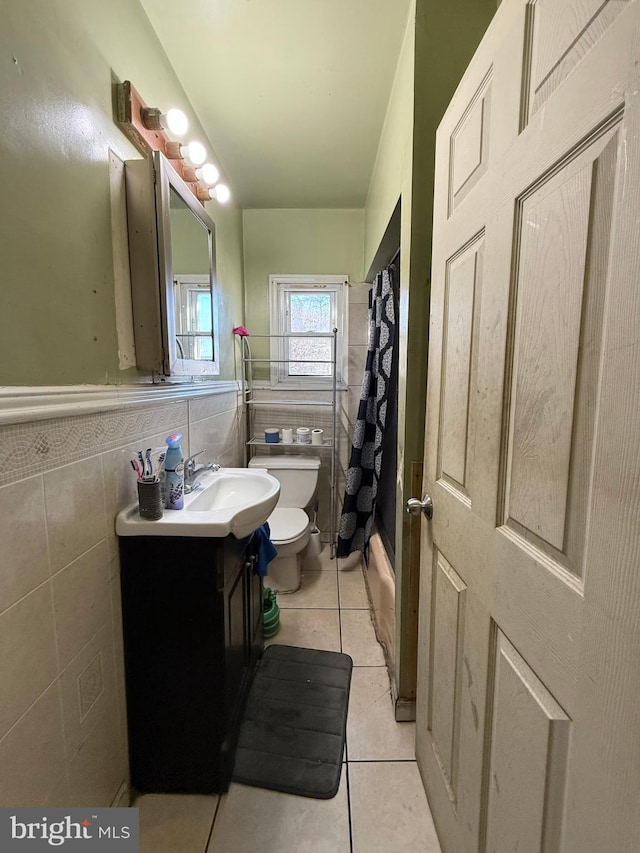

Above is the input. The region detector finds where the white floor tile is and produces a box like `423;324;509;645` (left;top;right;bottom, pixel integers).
341;610;385;666
135;793;217;853
265;609;341;652
277;571;338;609
338;567;369;609
302;545;338;571
349;762;441;853
347;667;416;761
337;551;363;571
208;774;351;853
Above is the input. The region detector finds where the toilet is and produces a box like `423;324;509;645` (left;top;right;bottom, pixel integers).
248;455;321;593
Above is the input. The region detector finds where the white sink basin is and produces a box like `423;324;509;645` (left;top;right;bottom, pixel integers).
115;468;280;539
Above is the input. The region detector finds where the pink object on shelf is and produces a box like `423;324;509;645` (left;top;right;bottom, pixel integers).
233;326;250;336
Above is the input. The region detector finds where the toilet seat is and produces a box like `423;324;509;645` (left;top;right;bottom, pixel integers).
267;507;310;545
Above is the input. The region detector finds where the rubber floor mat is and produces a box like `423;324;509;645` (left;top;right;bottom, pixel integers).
232;644;353;799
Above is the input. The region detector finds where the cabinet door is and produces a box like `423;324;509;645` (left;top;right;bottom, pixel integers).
247;554;264;665
120;537;225;793
225;558;248;726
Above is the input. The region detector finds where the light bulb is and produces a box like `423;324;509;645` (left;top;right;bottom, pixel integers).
181;140;206;166
141;106;188;135
196;163;220;186
165;108;188;135
211;183;231;203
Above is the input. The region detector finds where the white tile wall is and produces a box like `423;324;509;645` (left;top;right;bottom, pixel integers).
51;543;112;669
0;585;58;735
348;303;370;347
58;622;117;759
0;386;243;808
43;462;108;573
0;683;67;807
0;477;50;611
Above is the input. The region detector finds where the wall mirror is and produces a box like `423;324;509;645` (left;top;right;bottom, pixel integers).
125;151;219;376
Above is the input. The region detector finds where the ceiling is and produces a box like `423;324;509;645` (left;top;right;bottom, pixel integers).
140;0;413;209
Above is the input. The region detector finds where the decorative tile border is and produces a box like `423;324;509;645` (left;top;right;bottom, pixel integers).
0;402;188;486
0;382;241;486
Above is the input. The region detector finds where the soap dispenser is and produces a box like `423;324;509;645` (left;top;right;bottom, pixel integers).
165;433;185;510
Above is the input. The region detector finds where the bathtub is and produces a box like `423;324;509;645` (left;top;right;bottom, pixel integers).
364;532;396;669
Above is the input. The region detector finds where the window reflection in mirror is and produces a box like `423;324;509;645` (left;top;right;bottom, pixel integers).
169;188;215;363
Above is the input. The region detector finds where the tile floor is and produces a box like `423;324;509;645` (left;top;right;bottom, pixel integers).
135;547;442;853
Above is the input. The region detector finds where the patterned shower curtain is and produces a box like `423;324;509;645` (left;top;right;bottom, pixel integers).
337;265;396;557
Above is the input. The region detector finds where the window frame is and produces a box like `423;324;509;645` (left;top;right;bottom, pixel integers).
268;275;349;389
172;274;219;366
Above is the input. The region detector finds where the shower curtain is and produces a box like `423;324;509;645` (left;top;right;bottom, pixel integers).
337;265;396;557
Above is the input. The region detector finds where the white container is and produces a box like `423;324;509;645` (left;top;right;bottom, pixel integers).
311;428;324;445
296;427;311;444
282;428;294;444
305;528;323;557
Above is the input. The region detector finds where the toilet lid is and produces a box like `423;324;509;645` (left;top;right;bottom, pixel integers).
267;508;310;546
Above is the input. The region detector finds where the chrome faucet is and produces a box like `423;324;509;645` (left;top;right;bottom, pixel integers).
183;451;220;494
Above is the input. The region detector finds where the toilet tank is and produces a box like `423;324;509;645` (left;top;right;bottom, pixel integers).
248;455;321;508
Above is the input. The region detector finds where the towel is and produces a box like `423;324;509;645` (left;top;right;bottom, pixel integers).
254;522;278;576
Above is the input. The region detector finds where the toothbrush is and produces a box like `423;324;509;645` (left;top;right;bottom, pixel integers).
131;448;166;482
150;448;166;475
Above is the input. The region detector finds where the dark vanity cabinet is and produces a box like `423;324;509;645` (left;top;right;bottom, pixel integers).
119;533;263;794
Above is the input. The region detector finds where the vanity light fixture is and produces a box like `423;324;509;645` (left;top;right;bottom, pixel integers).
140;106;188;136
116;81;233;206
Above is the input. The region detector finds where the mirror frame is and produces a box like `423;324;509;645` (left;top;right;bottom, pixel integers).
125;151;219;377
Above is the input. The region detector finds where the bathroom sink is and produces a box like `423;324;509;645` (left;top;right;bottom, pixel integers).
189;470;275;512
116;468;280;539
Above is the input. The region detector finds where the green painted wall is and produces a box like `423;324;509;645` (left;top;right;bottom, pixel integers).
242;208;364;371
364;2;415;274
0;0;244;385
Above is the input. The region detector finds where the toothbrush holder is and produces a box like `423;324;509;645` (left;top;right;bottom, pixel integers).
137;478;164;520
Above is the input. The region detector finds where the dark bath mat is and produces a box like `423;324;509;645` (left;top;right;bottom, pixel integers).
232;644;353;799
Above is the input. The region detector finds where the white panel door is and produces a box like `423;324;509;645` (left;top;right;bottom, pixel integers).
415;2;640;852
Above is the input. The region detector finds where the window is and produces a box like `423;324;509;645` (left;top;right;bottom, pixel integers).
173;275;216;362
269;275;348;387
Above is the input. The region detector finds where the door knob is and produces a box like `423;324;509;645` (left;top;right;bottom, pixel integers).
406;495;433;520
